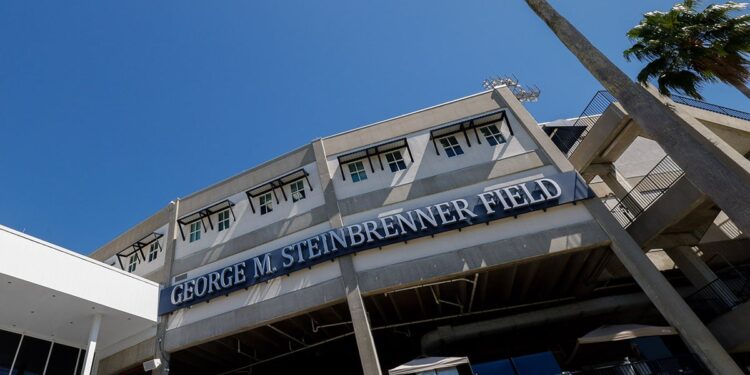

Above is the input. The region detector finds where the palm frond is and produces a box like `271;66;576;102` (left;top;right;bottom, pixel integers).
625;0;750;97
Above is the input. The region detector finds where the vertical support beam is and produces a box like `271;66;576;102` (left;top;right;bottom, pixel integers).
312;138;383;375
154;200;180;375
584;199;742;375
82;314;102;375
595;163;645;214
42;342;54;375
339;255;383;375
9;334;24;374
597;163;632;200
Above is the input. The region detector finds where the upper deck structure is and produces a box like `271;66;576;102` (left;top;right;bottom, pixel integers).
88;86;744;375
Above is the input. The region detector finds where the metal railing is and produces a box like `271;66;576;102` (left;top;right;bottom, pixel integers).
548;91;749;159
609;155;685;228
717;217;743;239
685;265;750;322
672;95;750;122
563;355;704;374
548;90;617;156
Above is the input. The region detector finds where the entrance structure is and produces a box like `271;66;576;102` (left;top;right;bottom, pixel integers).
89;86;750;374
0;225;158;375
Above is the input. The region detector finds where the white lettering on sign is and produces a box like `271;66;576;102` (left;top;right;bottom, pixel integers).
162;175;574;313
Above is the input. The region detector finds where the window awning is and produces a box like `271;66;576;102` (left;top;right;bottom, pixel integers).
115;232;164;270
429;110;511;155
577;324;677;344
245;168;312;213
389;357;471;375
176;199;236;240
337;137;414;180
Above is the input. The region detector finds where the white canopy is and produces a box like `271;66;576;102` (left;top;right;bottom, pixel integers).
577;324;678;344
388;356;470;375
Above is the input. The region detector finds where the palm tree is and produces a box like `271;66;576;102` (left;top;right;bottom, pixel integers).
624;0;750;100
523;0;749;373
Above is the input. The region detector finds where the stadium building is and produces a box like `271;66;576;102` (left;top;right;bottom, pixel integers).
5;85;749;375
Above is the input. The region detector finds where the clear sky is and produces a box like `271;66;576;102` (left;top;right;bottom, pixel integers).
1;0;747;254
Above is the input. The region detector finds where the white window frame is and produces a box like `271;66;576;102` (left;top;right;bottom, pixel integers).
259;192;274;215
479;123;506;146
384;150;407;172
290;180;306;202
348;161;368;183
189;221;202;242
128;253;138;272
217;209;231;232
439;136;464;157
148;241;160;262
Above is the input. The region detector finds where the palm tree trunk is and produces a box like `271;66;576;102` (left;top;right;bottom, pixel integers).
730;80;750;100
524;1;748;374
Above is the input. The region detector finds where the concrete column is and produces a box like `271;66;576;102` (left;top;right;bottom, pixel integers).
154;201;180;375
598;164;632;199
666;246;737;306
82;314;102;375
339;255;383;375
584;199;742;375
590;163;645;216
311;139;382;375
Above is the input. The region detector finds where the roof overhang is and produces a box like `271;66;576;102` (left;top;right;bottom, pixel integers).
0;226;158;349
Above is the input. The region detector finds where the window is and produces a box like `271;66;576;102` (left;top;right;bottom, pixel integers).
384;150;407;172
148;241;160;262
348;161;368;182
189;221;202;242
290;180;306;202
480;124;506;145
439;136;464;157
128;253;138;272
259;192;273;215
218;209;231;231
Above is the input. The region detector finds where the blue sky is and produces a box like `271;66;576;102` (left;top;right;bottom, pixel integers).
1;1;746;254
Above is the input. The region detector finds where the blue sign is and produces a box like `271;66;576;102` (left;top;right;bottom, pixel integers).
159;171;593;315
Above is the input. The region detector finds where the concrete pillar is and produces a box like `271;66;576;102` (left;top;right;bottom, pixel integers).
598;164;632;200
666;246;737;306
154;201;180;375
82;314;102;375
339;255;383;375
594;163;644;216
584;199;742;375
311;139;382;375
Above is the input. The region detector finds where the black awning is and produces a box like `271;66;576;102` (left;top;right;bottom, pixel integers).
336;137;414;180
429;110;511;155
115;232;164;270
245;168;312;213
177;199;236;240
133;232;163;248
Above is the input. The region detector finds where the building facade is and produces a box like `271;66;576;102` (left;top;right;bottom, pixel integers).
89;86;750;374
